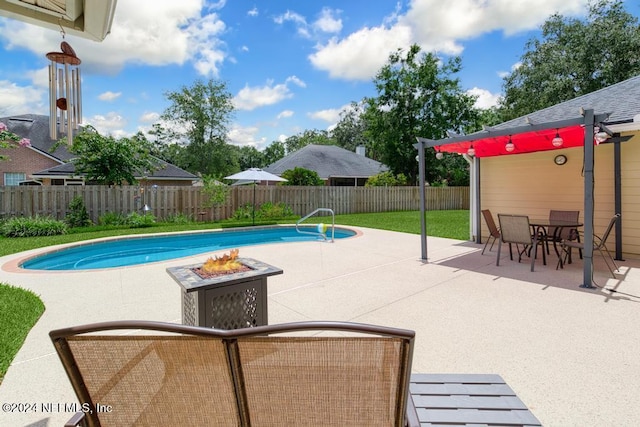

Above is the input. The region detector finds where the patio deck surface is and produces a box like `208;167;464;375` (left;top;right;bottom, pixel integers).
1;226;639;426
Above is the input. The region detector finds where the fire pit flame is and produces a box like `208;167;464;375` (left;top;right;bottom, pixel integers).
202;248;243;273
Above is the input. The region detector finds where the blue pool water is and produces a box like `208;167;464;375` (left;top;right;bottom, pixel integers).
20;226;356;271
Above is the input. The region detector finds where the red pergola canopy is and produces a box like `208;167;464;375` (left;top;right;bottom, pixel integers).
435;125;587;157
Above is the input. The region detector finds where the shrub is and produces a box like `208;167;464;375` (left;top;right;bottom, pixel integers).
126;212;156;228
65;196;92;228
99;212;127;226
365;171;408;186
164;213;194;224
258;202;294;219
231;202;295;221
232;203;255;220
1;215;67;237
281;167;324;186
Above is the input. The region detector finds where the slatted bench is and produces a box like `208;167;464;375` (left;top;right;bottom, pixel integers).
407;373;542;426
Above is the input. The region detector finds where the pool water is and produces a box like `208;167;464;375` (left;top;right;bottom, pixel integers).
20;226;356;271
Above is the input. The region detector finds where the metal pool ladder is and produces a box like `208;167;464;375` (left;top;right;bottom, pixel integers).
296;208;335;242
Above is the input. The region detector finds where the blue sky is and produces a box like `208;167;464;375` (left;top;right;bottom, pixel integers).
1;0;639;151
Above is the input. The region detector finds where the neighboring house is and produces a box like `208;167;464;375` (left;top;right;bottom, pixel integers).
426;74;640;256
264;144;389;186
0;114;197;186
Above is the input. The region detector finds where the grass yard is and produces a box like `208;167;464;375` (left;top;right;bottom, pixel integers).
0;209;468;381
334;210;469;240
0;283;45;383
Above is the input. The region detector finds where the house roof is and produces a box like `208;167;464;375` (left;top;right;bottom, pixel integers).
427;74;640;157
1;114;74;162
493;74;640;131
32;158;198;181
2;113;196;182
264;144;389;179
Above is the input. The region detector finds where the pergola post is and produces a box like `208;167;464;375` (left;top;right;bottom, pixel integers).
581;109;596;288
416;139;428;261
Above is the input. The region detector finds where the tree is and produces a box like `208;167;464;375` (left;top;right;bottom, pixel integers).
237;145;265;170
1;121;31;161
365;171;407;186
281;167;324;186
331;102;368;152
263;140;286;166
500;0;640;119
161;79;235;176
363;44;479;184
283;129;334;154
63;126;157;186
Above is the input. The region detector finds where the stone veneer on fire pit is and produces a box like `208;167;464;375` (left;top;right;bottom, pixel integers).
167;258;283;329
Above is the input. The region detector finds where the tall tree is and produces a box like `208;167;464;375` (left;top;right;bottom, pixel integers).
237;145;266;170
500;0;640;119
263;140;286;166
63;126;156;186
283;129;334;154
161;79;235;176
331;102;368;153
363;44;478;184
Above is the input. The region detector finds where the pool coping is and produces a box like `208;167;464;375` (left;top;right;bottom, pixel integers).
2;224;362;274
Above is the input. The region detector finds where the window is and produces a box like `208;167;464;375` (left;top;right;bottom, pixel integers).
4;173;26;186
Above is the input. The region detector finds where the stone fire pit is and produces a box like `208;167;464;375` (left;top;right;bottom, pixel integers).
166;257;283;330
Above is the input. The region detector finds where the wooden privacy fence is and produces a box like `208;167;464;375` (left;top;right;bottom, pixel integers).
0;185;469;223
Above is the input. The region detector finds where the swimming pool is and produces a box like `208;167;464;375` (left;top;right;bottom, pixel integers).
20;226;356;271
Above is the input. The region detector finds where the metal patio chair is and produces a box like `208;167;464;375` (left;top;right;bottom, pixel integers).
557;214;620;277
497;214;545;272
481;209;501;255
50;320;416;427
546;210;581;257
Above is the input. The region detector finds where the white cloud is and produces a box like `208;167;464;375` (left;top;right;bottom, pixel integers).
277;110;294;119
286;75;306;88
227;124;267;148
0;0;228;77
0;80;46;115
313;8;342;34
84;112;128;137
247;7;259;17
274;10;310;38
308;107;342;123
139;111;160;123
310;0;587;81
467;87;501;109
233;76;305;111
309;24;412;81
98;91;122;102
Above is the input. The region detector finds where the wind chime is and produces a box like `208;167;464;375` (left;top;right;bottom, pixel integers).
46;30;82;145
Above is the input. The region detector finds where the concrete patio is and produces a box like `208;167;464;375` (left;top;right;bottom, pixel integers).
1;226;639;426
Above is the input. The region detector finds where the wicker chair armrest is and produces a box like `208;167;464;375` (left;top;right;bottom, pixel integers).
64;411;86;427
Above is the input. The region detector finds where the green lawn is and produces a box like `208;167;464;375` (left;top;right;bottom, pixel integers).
0;209;469;381
0;283;45;383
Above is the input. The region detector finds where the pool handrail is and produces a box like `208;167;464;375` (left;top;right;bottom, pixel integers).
296;208;335;242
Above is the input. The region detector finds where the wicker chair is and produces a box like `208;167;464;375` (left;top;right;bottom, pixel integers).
557;214;620;277
481;209;501;255
497;214;545;272
50;320;416;427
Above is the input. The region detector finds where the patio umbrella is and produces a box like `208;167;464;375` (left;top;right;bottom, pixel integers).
224;168;287;224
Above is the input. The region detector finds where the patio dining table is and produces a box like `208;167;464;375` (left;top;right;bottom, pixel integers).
529;218;583;260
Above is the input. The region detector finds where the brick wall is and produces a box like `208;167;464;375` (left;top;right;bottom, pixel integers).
0;145;60;185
